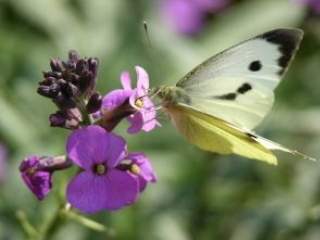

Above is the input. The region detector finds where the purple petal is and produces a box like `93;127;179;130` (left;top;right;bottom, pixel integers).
161;0;204;35
127;113;144;134
127;91;159;134
120;71;132;90
21;171;52;200
105;133;127;168
104;169;139;210
128;153;157;182
101;89;133;111
67;171;109;213
67;169;139;213
140;97;160;132
20;156;52;200
66;126;126;169
136;66;149;90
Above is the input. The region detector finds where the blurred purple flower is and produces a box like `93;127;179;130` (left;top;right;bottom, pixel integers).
293;0;320;13
66;126;140;213
20;156;52;200
160;0;230;35
0;144;7;183
126;152;157;192
99;66;160;133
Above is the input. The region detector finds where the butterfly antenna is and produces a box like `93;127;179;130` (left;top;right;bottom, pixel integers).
143;21;152;48
141;20;162;87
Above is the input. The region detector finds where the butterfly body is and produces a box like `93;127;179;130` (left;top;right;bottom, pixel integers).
154;28;316;164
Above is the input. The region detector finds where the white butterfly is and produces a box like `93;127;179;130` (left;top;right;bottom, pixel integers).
154;28;316;165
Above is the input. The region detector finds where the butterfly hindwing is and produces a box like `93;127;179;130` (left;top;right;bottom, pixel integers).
166;104;278;165
176;29;303;129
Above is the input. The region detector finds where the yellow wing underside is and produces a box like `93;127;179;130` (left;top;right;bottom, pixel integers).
166;105;278;165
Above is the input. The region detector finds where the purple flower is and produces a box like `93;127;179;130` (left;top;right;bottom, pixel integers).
126;152;157;192
160;0;229;35
19;156;52;200
293;0;320;13
99;66;160;134
66;126;140;213
0;144;7;183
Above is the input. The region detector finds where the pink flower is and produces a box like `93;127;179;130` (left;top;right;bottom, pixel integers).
160;0;230;35
100;66;160;134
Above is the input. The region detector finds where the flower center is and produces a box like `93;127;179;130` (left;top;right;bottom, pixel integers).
134;98;144;109
130;164;140;175
93;164;107;175
26;167;36;176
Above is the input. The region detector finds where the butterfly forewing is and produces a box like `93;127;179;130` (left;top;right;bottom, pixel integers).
176;29;303;129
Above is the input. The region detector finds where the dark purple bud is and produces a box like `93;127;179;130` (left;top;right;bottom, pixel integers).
39;50;100;124
88;58;99;76
50;59;63;72
49;108;82;129
86;92;102;113
75;59;88;74
49;111;66;127
68;50;80;63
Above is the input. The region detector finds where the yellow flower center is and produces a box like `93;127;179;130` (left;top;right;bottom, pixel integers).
134;98;144;109
130;164;140;175
95;164;106;175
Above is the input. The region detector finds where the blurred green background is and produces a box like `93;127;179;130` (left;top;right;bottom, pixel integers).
0;0;320;239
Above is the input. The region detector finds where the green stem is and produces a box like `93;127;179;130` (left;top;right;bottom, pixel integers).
16;210;39;239
39;207;65;240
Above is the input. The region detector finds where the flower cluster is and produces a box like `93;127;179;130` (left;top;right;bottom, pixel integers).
160;0;230;35
20;51;158;213
38;50;101;129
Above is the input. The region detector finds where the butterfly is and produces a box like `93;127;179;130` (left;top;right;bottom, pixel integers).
153;28;315;165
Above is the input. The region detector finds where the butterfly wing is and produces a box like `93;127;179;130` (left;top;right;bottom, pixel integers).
176;29;303;129
166;104;277;164
167;104;315;165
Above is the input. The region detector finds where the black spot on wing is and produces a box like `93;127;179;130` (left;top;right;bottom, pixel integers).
215;93;237;100
237;83;252;94
214;83;252;100
249;61;262;71
260;29;303;75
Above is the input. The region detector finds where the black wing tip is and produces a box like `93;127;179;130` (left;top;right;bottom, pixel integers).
261;28;304;44
259;28;304;75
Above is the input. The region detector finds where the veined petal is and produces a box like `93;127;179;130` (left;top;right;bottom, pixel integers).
67;171;109;214
120;71;132;90
104;169;139;210
127;152;157;183
127;113;144;134
105;133;127;168
66;126;126;169
135;66;149;90
21;171;52;200
101;89;133;111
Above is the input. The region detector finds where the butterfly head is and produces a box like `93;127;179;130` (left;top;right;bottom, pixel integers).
150;86;191;107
